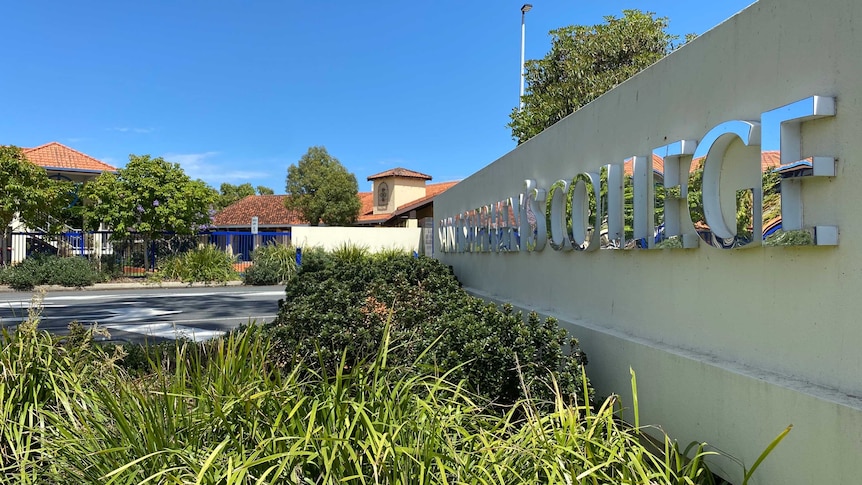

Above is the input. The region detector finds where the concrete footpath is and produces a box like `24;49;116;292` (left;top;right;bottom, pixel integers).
0;280;246;294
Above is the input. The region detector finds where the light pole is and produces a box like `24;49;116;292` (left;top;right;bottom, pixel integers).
519;3;533;112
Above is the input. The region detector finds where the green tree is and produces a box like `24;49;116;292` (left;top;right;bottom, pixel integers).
215;183;276;209
285;146;361;226
217;183;256;210
81;154;216;268
0;146;72;265
509;10;681;143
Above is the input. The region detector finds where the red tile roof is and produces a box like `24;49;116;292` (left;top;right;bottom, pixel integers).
761;150;780;170
367;167;432;181
623;154;664;177
214;180;458;227
623;150;782;176
356;181;459;224
212;195;305;226
22;142;117;173
356;192;382;223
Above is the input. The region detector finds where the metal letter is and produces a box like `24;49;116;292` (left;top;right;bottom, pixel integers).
689;120;762;249
761;96;837;246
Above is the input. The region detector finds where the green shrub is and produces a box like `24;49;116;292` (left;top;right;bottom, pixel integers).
370;246;410;262
268;253;589;407
1;257;42;290
97;254;124;279
763;229;815;246
1;304;788;484
118;339;185;376
295;245;331;272
0;255;102;290
329;241;369;263
42;256;103;287
242;242;297;286
154;253;184;281
180;244;237;283
153;245;238;283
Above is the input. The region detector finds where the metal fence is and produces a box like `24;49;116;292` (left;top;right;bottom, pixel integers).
6;230;291;274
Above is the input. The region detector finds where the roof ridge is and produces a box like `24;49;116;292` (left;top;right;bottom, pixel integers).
55;142;118;170
21;141;56;152
23;141;118;171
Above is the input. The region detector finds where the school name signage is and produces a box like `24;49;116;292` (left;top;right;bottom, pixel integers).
438;95;838;254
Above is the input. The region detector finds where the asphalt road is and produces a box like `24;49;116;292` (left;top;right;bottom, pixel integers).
0;285;285;343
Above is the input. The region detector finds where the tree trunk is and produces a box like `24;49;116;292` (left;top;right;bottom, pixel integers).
0;230;6;266
143;236;151;272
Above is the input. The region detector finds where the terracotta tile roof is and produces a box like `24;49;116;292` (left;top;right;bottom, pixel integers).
690;150;780;172
622;150;782;177
212;195;305;226
761;150;780;170
214;179;458;227
367;167;432;181
356;192;384;222
22;142;117;172
623;154;664;176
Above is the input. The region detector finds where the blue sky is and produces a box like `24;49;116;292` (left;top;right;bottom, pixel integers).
1;1;755;193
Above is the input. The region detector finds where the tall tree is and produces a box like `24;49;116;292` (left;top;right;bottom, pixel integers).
0;145;72;264
509;10;681;143
82;154;216;268
285;146;360;226
215;183;276;209
217;182;257;210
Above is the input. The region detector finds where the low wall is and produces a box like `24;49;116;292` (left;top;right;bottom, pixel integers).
290;226;422;253
434;0;862;483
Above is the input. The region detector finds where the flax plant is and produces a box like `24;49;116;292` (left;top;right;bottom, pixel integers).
2;304;789;484
0;293;114;484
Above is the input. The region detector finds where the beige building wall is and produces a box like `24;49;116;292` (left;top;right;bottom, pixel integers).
372;177;427;215
291;226;421;253
434;0;862;483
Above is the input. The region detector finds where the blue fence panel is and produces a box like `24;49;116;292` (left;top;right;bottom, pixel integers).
206;231;292;261
8;230;291;273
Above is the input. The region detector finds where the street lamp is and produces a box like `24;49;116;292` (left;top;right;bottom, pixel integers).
519;3;533;112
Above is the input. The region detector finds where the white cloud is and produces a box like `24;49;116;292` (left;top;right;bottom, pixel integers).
162;151;272;187
108;127;155;134
162;151;219;178
376;158;411;167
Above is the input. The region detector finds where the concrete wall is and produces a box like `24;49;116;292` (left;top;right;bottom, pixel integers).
371;177;427;215
291;226;421;253
434;0;862;483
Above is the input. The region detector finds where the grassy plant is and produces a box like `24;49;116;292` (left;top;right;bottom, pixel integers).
370;246;411;262
153;244;239;283
0;293;117;483
330;241;370;263
2;301;789;484
181;244;238;283
243;242;297;285
153;253;184;281
0;264;9;285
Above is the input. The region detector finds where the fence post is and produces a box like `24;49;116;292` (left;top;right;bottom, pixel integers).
295;247;302;266
11;233;26;264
